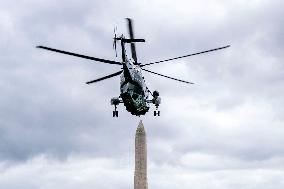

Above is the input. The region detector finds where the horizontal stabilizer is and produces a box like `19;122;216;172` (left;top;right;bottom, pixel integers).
115;38;145;43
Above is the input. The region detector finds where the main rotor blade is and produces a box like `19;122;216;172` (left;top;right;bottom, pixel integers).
141;45;230;67
37;46;121;65
86;70;123;84
142;68;194;84
126;18;137;62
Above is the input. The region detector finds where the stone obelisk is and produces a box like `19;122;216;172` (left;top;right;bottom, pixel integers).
134;120;148;189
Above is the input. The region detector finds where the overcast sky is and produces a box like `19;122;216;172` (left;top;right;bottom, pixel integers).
1;0;284;188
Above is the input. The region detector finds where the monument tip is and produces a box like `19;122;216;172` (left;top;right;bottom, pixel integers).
136;120;145;133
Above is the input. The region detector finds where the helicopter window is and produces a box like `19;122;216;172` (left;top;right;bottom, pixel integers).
132;93;138;99
133;85;142;94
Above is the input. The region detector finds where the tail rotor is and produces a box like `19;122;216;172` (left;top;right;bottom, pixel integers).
113;26;118;57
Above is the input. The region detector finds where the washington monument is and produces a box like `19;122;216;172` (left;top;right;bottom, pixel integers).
134;120;148;189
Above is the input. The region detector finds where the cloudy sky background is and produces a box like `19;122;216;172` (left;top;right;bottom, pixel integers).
1;0;284;188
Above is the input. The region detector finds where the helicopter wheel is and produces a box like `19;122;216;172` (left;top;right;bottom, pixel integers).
113;105;118;117
113;110;118;117
154;110;160;116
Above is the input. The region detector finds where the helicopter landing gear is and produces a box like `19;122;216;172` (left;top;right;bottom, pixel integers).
113;105;119;117
152;91;161;117
111;97;120;117
154;104;160;116
154;110;160;116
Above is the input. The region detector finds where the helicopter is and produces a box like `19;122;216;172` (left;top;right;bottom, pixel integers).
37;18;230;117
